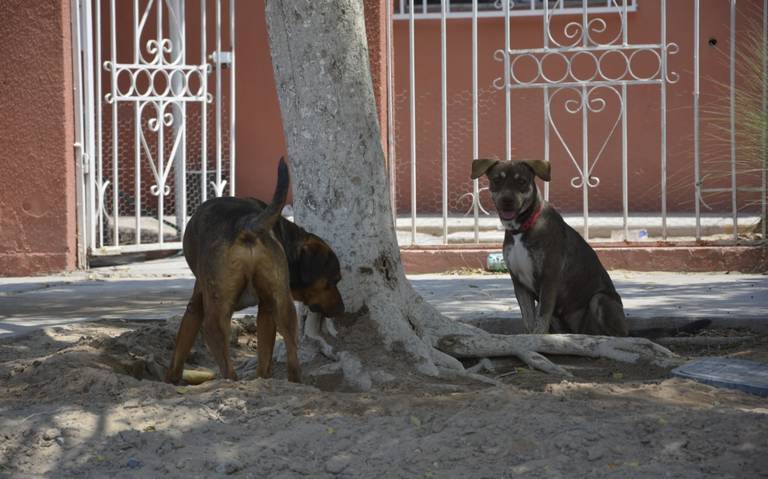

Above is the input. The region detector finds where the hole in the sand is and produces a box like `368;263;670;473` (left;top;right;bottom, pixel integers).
304;371;345;392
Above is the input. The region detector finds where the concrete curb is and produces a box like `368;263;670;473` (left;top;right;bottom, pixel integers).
401;244;768;274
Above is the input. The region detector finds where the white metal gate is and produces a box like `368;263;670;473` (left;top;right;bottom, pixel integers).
71;0;236;259
499;0;670;240
390;0;767;245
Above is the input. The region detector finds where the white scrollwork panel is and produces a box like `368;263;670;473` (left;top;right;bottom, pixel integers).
494;44;679;88
132;101;188;198
484;1;679;208
546;87;621;190
460;187;491;217
135;0;185;66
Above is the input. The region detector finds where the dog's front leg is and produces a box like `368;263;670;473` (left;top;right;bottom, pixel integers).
512;277;537;333
303;311;337;360
533;277;559;334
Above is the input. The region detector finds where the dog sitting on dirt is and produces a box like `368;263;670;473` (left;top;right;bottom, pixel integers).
471;158;628;336
165;158;344;384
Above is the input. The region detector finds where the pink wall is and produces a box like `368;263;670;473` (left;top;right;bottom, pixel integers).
0;0;77;276
234;0;391;202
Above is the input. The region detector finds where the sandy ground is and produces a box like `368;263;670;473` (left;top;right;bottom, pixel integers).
1;316;767;479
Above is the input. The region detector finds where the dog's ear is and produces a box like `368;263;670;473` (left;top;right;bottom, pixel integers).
522;160;551;182
299;237;331;286
471;158;499;179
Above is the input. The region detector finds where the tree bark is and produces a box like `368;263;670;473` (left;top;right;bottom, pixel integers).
264;0;680;379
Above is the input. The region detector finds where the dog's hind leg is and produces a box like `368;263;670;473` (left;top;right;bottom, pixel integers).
255;293;300;382
277;299;300;383
255;299;277;379
165;281;204;384
584;293;629;337
252;244;301;382
549;312;577;334
201;284;240;381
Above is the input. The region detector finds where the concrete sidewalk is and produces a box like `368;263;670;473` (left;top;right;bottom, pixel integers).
1;257;766;338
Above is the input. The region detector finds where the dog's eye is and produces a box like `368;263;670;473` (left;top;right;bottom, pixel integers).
516;177;527;187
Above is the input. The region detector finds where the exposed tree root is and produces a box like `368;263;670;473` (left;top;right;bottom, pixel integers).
306;285;682;380
437;333;684;376
437;366;503;387
407;286;681;377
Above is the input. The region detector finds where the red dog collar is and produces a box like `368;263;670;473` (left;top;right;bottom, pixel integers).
513;204;542;234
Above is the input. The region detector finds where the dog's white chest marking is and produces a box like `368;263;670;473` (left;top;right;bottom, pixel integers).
504;234;535;291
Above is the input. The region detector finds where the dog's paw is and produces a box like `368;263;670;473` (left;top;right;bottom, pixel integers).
164;364;184;384
321;317;338;338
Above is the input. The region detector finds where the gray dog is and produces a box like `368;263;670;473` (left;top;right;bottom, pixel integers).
471;158;628;336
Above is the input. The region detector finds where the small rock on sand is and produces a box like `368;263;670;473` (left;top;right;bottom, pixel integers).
325;453;352;474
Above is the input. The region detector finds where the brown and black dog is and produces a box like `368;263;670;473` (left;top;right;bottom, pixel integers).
165;158;344;384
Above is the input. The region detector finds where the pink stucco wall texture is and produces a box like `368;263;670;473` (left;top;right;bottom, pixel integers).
0;0;77;276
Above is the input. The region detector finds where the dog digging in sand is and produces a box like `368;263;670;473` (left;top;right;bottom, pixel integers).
471;158;628;336
165;158;344;384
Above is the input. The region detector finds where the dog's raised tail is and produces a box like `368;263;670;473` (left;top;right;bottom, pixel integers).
260;157;290;229
240;157;289;233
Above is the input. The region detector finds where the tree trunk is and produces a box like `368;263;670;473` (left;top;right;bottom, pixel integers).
264;0;679;380
264;0;474;376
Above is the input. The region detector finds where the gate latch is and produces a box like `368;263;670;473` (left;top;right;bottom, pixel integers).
210;51;233;69
74;142;89;174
